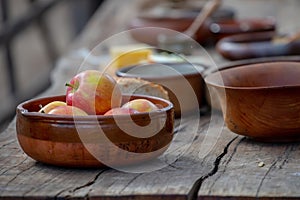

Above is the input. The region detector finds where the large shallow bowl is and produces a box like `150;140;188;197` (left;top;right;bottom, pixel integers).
16;94;174;168
205;61;300;142
116;62;206;117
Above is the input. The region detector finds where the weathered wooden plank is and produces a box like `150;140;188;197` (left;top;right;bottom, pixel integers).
0;134;103;199
41;115;236;199
0;113;237;199
198;135;300;199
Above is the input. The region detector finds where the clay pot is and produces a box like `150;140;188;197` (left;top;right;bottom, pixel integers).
217;31;300;60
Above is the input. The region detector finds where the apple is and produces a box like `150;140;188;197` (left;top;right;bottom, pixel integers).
104;107;139;116
65;70;122;115
121;99;159;113
39;101;66;113
48;105;88;116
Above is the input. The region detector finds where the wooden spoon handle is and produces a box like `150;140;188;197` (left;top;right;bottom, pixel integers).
184;0;221;37
273;30;300;44
286;31;300;43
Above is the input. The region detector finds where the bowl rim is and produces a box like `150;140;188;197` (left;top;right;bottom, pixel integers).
204;61;300;90
210;17;276;34
115;62;207;81
17;94;174;122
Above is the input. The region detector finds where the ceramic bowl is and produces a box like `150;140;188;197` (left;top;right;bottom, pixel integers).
205;61;300;142
210;18;276;41
116;62;206;117
16;94;174;168
128;7;235;46
216;31;300;60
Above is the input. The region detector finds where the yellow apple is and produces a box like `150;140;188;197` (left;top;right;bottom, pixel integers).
39;101;66;113
121;99;159;113
47;105;88;116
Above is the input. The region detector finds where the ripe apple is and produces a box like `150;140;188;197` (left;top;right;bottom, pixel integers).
48;105;88;116
121;99;159;113
39;101;66;113
65;70;122;115
104;107;139;116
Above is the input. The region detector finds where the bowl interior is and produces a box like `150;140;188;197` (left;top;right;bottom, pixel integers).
205;62;300;89
116;62;205;80
116;62;206;117
19;94;173;118
17;94;174;142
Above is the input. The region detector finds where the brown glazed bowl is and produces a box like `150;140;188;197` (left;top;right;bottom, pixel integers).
16;95;174;168
205;61;300;142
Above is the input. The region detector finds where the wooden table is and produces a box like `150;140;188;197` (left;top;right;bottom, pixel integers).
1;0;300;199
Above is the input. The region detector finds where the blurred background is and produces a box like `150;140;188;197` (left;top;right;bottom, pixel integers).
1;0;300;132
0;0;105;131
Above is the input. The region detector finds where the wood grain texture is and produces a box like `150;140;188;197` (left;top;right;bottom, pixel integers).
1;0;300;199
198;137;300;199
0;114;238;199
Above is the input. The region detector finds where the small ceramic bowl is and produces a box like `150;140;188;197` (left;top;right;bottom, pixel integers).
116;62;206;117
205;61;300;142
16;94;174;168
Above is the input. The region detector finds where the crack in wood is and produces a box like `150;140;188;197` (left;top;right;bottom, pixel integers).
278;145;294;169
54;187;73;200
71;169;107;194
2;157;34;187
53;170;108;199
164;118;212;170
207;137;245;194
0;139;16;150
0;155;28;176
187;136;238;200
119;173;143;194
192;120;212;143
255;144;296;197
21;166;70;198
173;124;187;135
255;158;278;198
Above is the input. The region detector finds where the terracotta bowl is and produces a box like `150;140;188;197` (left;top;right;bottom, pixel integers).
205;61;300;142
16;94;174;168
116;62;206;117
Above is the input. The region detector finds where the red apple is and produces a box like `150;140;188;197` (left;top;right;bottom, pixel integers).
121;99;159;113
48;105;88;116
39;101;66;113
104;107;139;116
65;70;122;115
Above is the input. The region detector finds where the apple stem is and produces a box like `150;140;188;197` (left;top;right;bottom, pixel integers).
65;83;74;88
